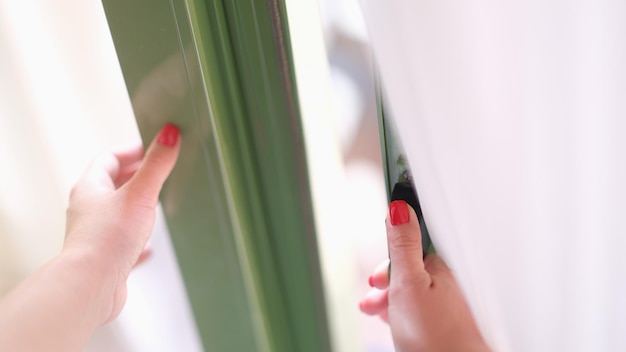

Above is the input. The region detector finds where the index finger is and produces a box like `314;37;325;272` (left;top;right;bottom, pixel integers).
71;152;120;198
112;144;144;167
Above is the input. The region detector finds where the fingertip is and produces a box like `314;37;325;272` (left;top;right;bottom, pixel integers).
72;152;121;198
156;123;180;148
386;200;419;231
370;258;390;289
359;289;389;316
134;245;153;268
379;311;389;324
112;144;144;166
389;200;410;226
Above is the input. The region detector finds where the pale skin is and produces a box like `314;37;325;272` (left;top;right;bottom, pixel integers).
0;124;181;351
0;122;488;351
359;201;491;351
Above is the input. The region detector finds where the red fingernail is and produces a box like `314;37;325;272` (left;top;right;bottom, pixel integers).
368;276;374;287
389;200;410;226
157;123;180;147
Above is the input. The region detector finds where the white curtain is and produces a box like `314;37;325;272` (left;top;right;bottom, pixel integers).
360;1;626;351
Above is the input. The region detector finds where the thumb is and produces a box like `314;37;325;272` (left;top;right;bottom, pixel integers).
386;200;428;286
124;123;181;206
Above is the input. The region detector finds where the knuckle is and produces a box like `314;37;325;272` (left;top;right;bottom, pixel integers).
388;227;422;251
121;186;157;211
145;150;169;169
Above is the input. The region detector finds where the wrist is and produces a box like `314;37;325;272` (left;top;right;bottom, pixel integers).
55;247;119;326
0;247;121;350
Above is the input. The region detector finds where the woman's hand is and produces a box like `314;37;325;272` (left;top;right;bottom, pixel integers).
359;200;490;351
63;123;181;324
0;123;181;352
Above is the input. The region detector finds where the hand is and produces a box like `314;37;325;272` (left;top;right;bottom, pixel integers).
63;123;181;324
359;200;489;351
0;123;181;351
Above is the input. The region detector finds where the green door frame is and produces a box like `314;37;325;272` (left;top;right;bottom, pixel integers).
102;0;331;350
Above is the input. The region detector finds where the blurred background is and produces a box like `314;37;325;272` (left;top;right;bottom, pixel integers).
0;0;393;351
318;0;393;350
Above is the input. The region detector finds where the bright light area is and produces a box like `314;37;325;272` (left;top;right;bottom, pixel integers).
0;2;201;351
288;0;394;350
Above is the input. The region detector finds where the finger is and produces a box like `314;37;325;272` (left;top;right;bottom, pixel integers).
124;124;181;207
72;145;145;197
133;245;153;268
112;144;144;168
379;311;389;324
71;152;120;198
369;258;390;289
359;289;389;315
386;200;429;286
114;160;141;188
112;145;144;188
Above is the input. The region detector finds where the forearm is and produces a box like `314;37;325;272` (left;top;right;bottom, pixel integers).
0;250;113;351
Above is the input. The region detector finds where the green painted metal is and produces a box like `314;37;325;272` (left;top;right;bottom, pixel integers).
102;0;331;351
376;80;433;253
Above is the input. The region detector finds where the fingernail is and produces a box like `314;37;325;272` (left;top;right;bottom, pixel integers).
157;123;180;147
368;276;374;287
389;200;410;226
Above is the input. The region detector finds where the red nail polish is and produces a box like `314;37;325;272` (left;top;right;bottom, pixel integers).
157;123;180;147
389;200;410;226
368;276;374;287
